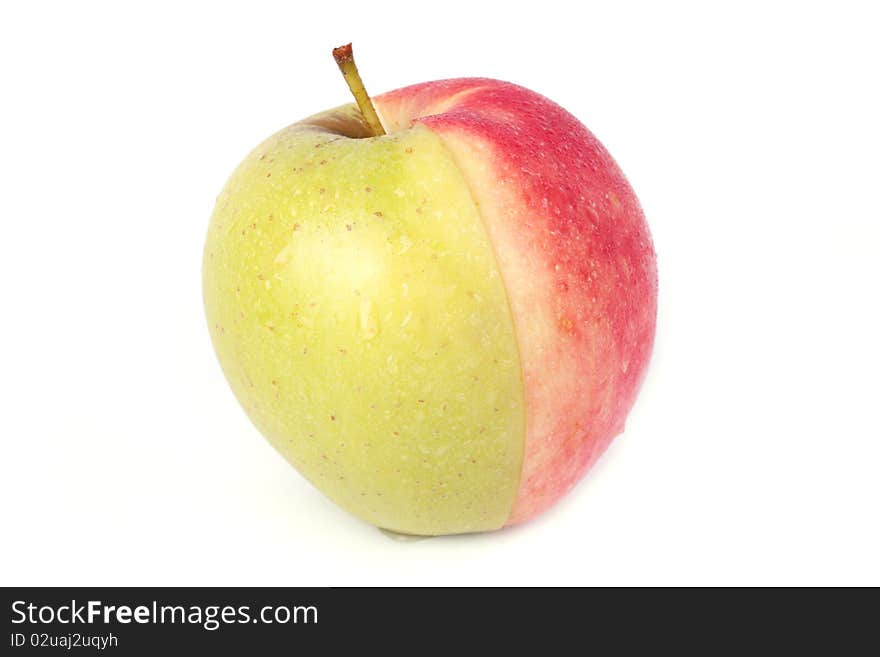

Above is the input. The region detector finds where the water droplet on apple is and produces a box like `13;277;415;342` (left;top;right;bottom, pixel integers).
359;297;378;340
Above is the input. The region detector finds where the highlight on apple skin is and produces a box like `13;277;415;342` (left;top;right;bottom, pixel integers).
202;73;657;536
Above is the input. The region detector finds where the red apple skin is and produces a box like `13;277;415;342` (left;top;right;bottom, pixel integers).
376;79;657;525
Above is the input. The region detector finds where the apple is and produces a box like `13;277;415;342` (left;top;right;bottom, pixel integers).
202;45;657;535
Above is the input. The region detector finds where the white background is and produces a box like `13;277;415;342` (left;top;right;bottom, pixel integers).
1;1;878;586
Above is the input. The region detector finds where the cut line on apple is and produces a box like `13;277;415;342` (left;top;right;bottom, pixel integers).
202;44;657;536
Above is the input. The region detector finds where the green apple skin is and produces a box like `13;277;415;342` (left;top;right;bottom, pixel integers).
203;105;526;535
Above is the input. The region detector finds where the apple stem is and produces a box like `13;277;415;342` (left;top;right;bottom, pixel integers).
333;43;386;137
